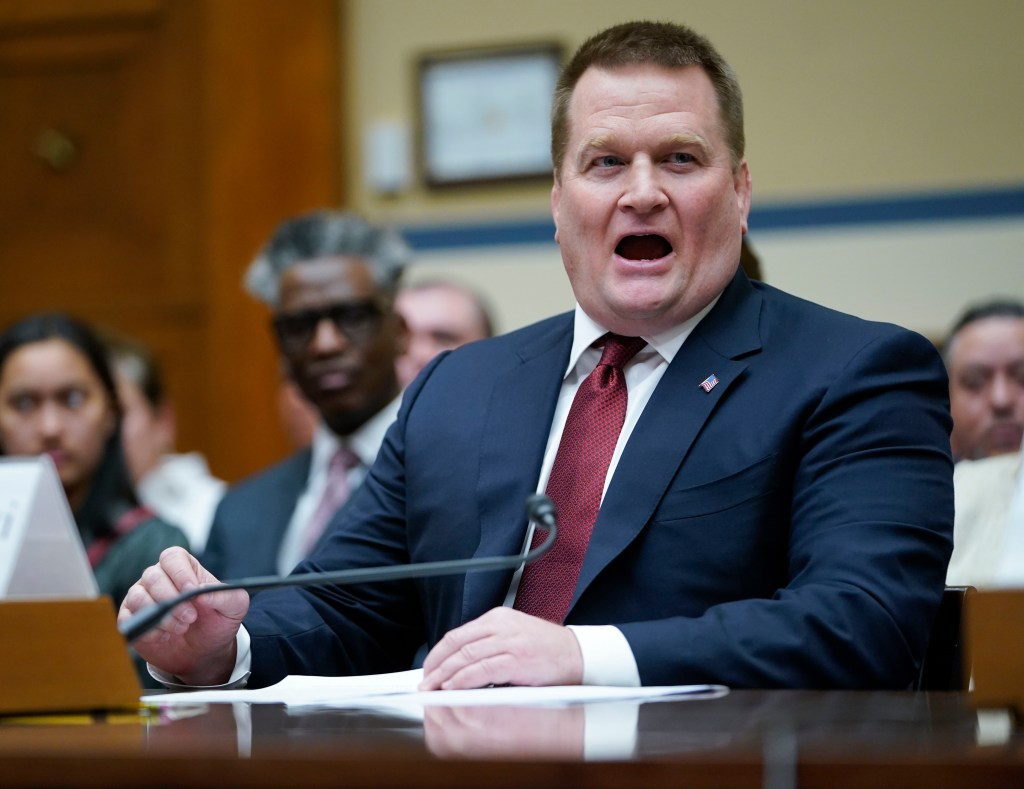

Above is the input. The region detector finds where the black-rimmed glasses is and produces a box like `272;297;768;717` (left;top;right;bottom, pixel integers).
272;300;384;353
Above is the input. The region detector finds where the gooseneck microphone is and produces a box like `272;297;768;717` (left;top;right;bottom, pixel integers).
120;494;557;643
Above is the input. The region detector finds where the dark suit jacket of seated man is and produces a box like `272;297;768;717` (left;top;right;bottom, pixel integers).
245;267;953;689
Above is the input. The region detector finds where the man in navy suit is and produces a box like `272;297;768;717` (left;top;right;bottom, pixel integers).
201;211;411;580
121;21;953;690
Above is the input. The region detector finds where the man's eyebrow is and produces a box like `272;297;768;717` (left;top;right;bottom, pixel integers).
665;132;713;154
668;131;707;144
573;131;714;161
575;134;613;158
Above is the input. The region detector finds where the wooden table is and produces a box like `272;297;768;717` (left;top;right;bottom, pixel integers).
1;690;1022;788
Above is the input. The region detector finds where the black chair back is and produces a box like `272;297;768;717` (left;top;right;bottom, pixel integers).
915;586;974;691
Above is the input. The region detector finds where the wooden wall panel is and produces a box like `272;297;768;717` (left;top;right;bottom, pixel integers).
0;0;342;482
197;0;342;481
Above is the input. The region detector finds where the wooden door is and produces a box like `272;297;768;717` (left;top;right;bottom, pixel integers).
0;0;342;481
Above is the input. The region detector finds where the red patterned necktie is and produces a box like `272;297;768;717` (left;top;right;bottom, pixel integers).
302;447;360;557
514;333;647;623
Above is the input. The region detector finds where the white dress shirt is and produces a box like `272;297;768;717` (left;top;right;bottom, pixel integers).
276;398;400;575
947;448;1024;587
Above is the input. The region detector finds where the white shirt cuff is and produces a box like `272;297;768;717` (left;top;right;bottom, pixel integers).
567;625;641;687
148;625;252;690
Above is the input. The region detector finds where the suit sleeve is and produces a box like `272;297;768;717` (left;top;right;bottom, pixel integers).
618;328;954;688
199;497;229;579
239;362;444;688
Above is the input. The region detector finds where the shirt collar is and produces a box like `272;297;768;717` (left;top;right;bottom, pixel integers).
565;296;721;378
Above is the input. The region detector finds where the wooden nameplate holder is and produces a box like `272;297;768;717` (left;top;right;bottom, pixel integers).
0;596;141;715
966;588;1024;719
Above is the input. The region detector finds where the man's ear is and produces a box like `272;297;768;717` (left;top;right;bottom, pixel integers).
734;159;752;236
551;179;561;246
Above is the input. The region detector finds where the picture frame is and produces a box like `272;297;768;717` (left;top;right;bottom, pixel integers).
418;42;562;188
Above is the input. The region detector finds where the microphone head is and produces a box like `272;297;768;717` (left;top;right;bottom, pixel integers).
525;493;556;529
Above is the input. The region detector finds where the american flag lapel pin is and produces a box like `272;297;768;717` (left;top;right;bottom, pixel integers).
699;373;719;393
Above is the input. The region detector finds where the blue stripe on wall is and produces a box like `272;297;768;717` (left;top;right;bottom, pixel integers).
400;184;1024;251
403;219;556;250
751;185;1024;231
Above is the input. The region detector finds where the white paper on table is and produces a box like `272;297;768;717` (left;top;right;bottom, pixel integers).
143;668;729;713
143;668;423;706
307;681;730;719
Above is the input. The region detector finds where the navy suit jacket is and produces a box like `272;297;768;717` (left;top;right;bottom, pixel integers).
244;271;954;689
202;450;311;580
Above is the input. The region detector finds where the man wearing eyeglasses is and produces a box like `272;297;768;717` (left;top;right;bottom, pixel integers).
201;211;411;580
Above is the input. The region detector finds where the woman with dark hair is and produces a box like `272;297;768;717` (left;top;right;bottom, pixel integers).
0;312;188;608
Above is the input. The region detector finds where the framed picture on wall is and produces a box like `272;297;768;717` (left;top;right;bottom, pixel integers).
418;43;562;187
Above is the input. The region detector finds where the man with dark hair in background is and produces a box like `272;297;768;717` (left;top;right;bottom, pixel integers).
943;299;1024;586
122;21;951;692
201;211;410;580
943;299;1024;462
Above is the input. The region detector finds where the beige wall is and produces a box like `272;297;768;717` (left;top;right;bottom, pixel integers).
341;0;1024;336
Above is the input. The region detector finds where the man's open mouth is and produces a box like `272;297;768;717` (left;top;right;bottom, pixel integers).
615;234;673;261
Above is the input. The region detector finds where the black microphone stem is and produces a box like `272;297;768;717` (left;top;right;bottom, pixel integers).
120;495;557;643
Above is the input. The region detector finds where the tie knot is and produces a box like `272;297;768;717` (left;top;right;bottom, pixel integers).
597;334;646;369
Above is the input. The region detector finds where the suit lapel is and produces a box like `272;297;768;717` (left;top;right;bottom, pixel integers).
275;449;312;514
263;451;312;567
572;272;765;611
461;316;574;622
238;450;313;573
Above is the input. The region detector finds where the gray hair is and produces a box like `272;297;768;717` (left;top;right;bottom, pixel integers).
244;210;412;307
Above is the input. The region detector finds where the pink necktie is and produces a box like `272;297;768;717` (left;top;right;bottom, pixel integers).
514;333;646;623
302;447;360;557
